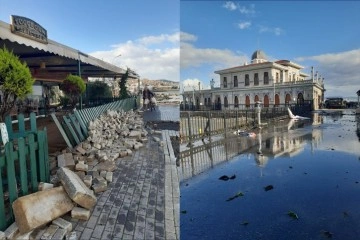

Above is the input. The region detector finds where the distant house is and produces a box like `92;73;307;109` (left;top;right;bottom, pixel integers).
183;50;325;110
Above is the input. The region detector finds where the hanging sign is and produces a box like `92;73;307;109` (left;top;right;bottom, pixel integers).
10;15;48;44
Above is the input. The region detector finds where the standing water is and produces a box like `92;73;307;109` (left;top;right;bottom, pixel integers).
180;110;360;240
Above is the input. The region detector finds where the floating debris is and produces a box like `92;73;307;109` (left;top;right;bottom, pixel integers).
219;175;236;181
321;230;333;238
343;211;349;218
240;221;249;226
226;192;244;201
181;210;187;214
287;211;299;220
264;185;274;191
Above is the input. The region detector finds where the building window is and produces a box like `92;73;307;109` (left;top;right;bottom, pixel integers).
224;96;228;107
234;76;238;87
223;77;227;88
276;72;279;82
234;96;239;107
254;73;259;86
245;74;250;86
264;72;269;85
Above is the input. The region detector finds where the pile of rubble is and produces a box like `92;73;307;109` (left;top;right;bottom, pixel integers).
1;109;154;240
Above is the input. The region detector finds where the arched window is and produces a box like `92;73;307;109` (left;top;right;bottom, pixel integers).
208;97;211;105
245;96;250;108
223;77;227;88
285;94;291;106
224;96;228;107
264;95;269;107
204;98;207;106
264;72;269;85
297;93;304;105
245;74;250;86
234;96;239;108
254;95;259;103
275;94;280;106
234;76;238;87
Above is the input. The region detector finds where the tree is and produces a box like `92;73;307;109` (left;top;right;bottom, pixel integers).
0;46;34;121
60;74;86;109
87;81;112;99
119;68;130;99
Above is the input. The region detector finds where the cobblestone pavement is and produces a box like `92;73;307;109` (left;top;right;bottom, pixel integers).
69;104;180;240
143;104;180;122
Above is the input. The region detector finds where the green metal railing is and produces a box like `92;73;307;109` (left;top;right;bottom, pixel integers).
52;97;138;149
0;113;49;231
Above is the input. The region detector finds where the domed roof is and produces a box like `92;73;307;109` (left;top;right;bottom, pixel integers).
251;50;267;60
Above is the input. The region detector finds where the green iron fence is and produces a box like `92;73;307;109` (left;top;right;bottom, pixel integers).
51;97;138;149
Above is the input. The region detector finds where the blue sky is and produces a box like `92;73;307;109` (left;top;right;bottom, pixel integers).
0;0;180;81
180;1;360;98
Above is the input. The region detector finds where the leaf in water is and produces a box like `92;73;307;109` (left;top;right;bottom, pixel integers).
287;211;299;220
226;191;244;201
219;175;230;181
181;210;187;214
240;221;249;226
264;185;274;191
229;174;236;180
322;230;333;238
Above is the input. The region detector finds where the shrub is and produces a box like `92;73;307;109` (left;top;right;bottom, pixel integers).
60;74;86;109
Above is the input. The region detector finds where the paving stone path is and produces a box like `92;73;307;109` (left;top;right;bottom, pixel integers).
69;104;180;240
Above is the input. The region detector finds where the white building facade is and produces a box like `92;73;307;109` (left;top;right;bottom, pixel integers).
183;50;325;111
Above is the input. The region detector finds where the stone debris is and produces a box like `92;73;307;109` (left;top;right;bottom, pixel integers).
71;207;91;221
40;224;58;239
0;231;4;240
52;217;72;233
57;167;97;210
12;186;75;234
38;182;54;191
8;109;152;237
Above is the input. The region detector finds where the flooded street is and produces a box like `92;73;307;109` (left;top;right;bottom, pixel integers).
180;110;360;240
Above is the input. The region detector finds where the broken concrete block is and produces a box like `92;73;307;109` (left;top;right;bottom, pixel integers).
57;167;97;210
75;161;88;172
38;182;54;191
100;170;107;178
51;228;67;240
75;171;86;180
13;229;33;240
105;172;113;183
96;161;116;172
92;183;108;193
12;186;75;234
0;231;4;240
4;222;19;239
75;145;86;155
40;224;59;239
71;207;90;221
83;175;93;188
129;130;142;138
126;149;133;156
52;217;72;233
153;136;161;142
29;226;47;240
57;153;75;169
93;176;107;186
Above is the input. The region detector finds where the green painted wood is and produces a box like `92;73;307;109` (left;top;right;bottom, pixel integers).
5;142;18;206
50;113;73;149
43;127;50;182
17;114;26;138
18;137;28;196
0;168;5;230
69;114;85;142
74;111;88;136
37;131;46;182
28;134;38;192
63;115;80;145
30;112;37;132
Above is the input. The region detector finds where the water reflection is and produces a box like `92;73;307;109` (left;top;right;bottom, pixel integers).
180;114;325;181
180;110;360;240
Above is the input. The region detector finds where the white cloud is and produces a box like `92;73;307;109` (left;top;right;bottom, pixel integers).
180;32;248;69
181;78;202;91
237;21;251;30
90;32;180;81
258;25;284;36
223;2;256;15
180;32;197;42
296;49;360;97
223;1;237;11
